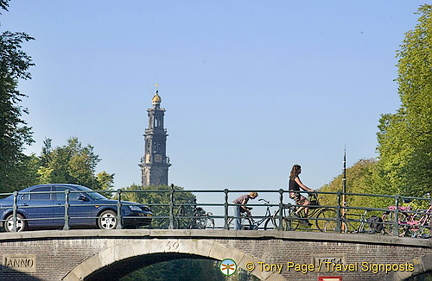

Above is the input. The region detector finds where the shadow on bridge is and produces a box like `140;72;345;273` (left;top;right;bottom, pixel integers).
0;264;42;281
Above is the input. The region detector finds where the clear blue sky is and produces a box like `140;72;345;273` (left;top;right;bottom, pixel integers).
1;1;427;192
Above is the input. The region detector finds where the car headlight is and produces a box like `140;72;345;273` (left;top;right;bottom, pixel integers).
128;205;142;212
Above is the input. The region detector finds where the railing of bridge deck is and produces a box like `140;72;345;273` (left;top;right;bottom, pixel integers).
0;188;430;237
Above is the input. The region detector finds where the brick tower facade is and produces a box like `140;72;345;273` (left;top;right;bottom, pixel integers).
139;90;171;186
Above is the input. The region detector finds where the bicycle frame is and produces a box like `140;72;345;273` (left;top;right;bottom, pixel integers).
404;205;432;238
174;201;214;229
228;199;275;230
248;199;274;229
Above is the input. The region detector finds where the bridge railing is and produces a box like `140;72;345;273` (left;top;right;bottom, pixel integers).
0;188;430;236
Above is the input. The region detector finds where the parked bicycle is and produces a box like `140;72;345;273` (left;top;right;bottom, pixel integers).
228;199;276;230
381;206;411;236
405;204;432;238
272;193;337;231
173;200;215;229
382;204;432;238
323;208;375;234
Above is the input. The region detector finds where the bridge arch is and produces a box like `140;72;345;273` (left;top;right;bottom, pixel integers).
63;239;287;281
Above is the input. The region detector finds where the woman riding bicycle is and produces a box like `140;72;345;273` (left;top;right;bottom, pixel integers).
289;164;314;225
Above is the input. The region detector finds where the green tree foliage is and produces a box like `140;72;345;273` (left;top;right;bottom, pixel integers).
319;159;390;209
121;184;197;229
36;137;114;189
0;1;35;192
0;0;9;12
376;4;432;197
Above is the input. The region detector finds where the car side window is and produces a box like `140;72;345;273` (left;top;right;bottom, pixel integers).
29;187;51;200
53;186;68;201
54;186;82;201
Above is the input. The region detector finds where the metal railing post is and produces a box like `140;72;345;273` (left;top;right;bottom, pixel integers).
116;189;123;229
12;191;18;232
63;189;70;230
224;189;229;230
278;189;284;231
394;195;400;236
169;184;175;229
336;191;342;233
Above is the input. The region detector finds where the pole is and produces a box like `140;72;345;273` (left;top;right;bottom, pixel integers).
341;148;347;232
342;148;347;200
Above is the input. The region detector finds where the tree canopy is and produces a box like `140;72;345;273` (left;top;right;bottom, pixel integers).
376;4;432;196
0;1;35;192
37;137;114;190
121;184;197;229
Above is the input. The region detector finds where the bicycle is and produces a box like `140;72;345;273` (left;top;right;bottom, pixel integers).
381;206;411;236
272;193;337;232
405;204;432;238
323;208;375;234
228;199;276;230
173;201;215;229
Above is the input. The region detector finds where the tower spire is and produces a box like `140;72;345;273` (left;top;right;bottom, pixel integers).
151;85;162;108
140;87;171;187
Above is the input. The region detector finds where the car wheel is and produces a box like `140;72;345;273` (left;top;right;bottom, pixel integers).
97;210;118;229
4;213;27;232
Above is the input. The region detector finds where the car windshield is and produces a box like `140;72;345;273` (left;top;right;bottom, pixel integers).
74;186;109;201
83;191;108;200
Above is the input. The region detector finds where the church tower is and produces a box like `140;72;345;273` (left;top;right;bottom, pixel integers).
139;90;171;186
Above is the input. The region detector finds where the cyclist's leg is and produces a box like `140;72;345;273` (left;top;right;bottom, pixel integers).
233;206;241;230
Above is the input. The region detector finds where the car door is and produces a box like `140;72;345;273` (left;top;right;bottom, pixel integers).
52;186;93;227
20;186;54;228
51;185;71;228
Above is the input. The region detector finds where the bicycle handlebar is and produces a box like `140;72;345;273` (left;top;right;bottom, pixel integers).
258;198;270;204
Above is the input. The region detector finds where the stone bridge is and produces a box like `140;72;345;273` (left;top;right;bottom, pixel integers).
0;229;431;281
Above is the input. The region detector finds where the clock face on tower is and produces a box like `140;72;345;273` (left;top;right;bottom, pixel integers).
154;154;162;162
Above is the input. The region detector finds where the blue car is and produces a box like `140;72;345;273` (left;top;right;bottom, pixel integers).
0;184;152;232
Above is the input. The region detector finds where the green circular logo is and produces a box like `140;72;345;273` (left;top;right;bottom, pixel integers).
219;258;237;276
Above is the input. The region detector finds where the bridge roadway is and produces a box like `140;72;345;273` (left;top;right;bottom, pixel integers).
0;229;430;281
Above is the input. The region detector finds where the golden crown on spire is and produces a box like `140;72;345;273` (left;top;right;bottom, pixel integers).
152;90;162;105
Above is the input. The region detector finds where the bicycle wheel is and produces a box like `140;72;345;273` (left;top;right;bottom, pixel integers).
272;207;299;231
283;213;300;231
383;211;408;237
283;207;300;231
263;217;276;230
357;218;373;234
411;225;431;238
324;220;347;233
241;217;253;230
315;208;338;232
155;217;170;229
405;213;431;238
174;217;190;229
228;215;253;230
205;214;215;229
